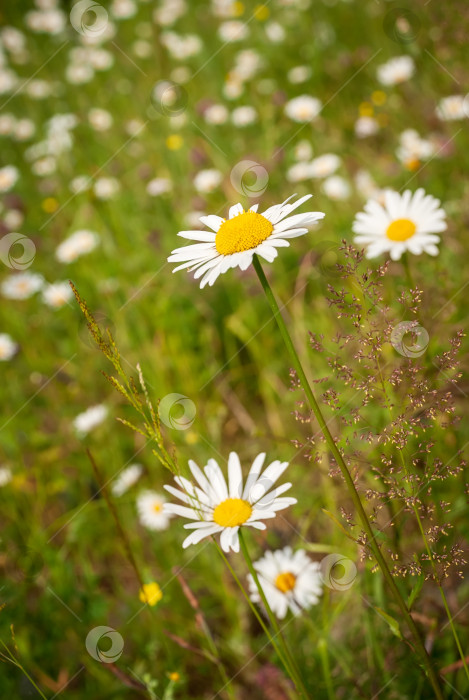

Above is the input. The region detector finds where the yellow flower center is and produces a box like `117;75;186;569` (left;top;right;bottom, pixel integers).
386;218;417;242
275;571;297;593
215;211;273;256
213;498;252;527
153;503;162;513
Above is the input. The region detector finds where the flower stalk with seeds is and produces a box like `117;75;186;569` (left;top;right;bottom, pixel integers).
251;254;445;699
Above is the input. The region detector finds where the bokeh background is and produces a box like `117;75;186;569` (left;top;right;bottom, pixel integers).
0;0;468;698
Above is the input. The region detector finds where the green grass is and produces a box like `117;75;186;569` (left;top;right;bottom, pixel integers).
0;0;468;697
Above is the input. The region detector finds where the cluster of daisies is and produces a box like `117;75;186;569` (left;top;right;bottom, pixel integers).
111;449;324;619
168;188;447;291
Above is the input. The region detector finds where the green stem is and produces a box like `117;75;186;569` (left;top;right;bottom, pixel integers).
402;253;416;290
238;531;310;699
0;642;48;700
213;541;294;681
252;255;444;700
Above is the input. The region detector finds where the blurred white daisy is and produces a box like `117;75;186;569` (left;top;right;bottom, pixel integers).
264;22;285;43
146;177;172;196
436;95;468;121
193;169;223;194
0;165;19;192
353;188;447;260
73;404;108;436
112;464;143;497
168;194;324;288
286;161;313;183
218;20;249;42
287;66;312;84
42;281;73;308
137;490;172;530
310;153;341;178
231;105;257;127
1;272;44;300
0;466;12;487
0;114;16;135
3;209;24;229
322;175;351;200
0;333;18;361
377;56;415;86
293;140;313;161
396;129;435;167
355;115;379;139
163;451;297;553
248;547;322;619
55;230;99;263
93;177;120;200
110;0;137;19
203;104;229;125
88;108;113;131
284;95;322;123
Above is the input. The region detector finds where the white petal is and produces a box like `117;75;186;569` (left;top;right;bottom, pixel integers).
229;203;244;219
199;215;224;231
177;231;217;242
227;451;243;498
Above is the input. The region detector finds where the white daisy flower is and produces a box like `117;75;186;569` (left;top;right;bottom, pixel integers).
146;177;172;196
284;95;322;123
0;466;12;487
168;194;325;288
436;95;468;121
287;66;312;84
248;547;322;619
0;165;19;192
1;272;44;300
355;115;379;139
231;105;257;127
163;451;297;553
218;20;249;42
88;108;113;131
73;404;108;436
137;490;172;530
353;188;447;260
396;129;435;167
0;333;18;361
264;22;285;43
293;140;313;161
42;281;73;308
55;229;99;263
376;55;415;86
203;104;229;125
309;154;341;178
193;168;223;194
93;177;120;200
322;175;351;201
286;161;314;183
112;464;143;497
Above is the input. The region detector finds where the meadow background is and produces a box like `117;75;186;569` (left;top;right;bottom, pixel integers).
0;0;468;698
